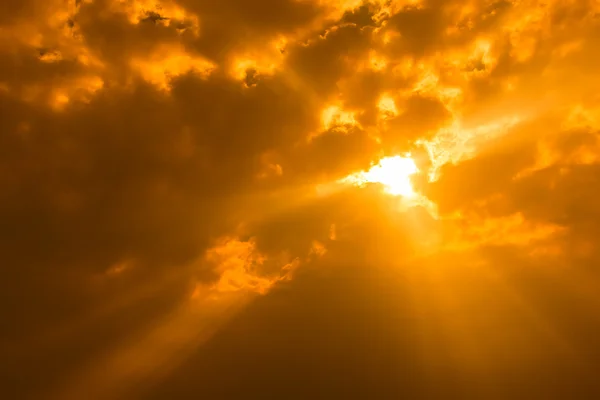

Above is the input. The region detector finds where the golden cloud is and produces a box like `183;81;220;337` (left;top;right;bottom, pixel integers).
204;237;300;295
130;44;215;89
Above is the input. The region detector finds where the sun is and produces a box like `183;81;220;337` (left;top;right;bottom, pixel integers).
342;155;419;197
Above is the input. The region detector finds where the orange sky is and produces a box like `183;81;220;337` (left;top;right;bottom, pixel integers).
2;0;600;398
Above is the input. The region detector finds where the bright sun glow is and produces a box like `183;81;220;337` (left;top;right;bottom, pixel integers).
342;155;419;196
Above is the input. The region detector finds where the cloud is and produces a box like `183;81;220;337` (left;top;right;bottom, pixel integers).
3;0;600;398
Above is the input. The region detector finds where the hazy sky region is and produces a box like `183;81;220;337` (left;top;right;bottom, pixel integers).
2;0;600;399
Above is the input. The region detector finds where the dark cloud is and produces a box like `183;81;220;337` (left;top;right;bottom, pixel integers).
0;0;50;24
385;3;446;57
284;22;374;97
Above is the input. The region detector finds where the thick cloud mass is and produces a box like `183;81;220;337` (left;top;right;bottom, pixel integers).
2;0;600;399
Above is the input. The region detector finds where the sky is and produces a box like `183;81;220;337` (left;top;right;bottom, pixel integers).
2;0;600;398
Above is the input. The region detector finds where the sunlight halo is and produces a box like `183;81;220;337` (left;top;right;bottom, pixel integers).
341;155;419;197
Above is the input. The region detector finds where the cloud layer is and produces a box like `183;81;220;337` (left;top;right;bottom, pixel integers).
2;0;600;398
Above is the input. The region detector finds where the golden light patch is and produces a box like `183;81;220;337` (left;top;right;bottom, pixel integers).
314;0;367;19
334;0;363;10
75;75;105;102
51;92;70;110
321;104;357;130
229;36;291;85
367;50;388;72
213;265;278;295
473;39;495;68
38;50;63;63
409;66;463;114
257;151;284;179
76;50;106;69
377;95;398;118
309;241;327;258
445;2;476;36
0;5;99;73
388;57;414;80
109;0;199;32
412;68;439;94
230;58;277;83
131;45;215;90
19;75;105;110
205;237;299;295
342;155;419;197
353;49;389;73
